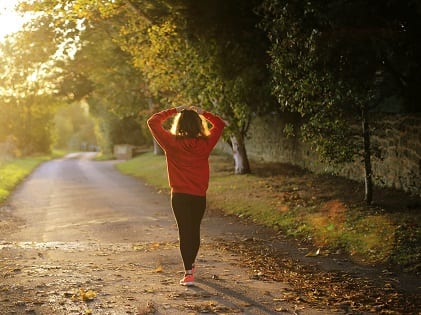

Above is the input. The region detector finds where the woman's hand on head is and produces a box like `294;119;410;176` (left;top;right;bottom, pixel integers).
176;105;205;115
176;105;188;113
189;106;204;115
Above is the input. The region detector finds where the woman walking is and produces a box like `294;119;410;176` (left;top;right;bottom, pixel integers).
147;106;226;286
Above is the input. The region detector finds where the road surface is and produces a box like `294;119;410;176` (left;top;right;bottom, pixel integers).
0;153;414;314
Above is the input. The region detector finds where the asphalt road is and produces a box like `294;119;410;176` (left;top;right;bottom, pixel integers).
0;153;347;314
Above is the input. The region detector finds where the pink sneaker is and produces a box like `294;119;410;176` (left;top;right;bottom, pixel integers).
180;273;194;286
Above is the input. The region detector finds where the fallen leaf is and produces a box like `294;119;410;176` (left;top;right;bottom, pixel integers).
305;248;320;257
275;306;289;312
155;266;163;273
71;288;97;301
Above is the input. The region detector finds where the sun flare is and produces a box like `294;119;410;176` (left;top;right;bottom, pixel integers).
0;1;26;41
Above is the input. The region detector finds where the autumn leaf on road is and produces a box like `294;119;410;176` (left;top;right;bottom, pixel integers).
71;288;97;301
305;248;320;257
155;265;163;273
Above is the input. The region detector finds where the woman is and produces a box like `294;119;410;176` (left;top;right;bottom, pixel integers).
147;105;226;286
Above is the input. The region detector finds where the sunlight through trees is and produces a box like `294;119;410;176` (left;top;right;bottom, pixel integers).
0;0;419;200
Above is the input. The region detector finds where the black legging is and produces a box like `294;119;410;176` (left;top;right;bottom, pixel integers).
171;193;206;271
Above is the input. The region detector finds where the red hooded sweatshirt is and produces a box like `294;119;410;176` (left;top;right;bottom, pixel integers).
147;108;226;196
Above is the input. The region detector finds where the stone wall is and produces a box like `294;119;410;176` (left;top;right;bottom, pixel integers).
242;113;420;196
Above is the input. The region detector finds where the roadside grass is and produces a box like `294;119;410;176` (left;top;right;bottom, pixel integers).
116;152;168;189
0;155;50;203
118;151;420;272
0;150;69;204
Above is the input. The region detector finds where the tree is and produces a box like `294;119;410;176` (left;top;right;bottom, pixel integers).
0;14;62;154
71;18;150;150
17;0;174;154
19;0;157;152
117;0;273;173
17;0;273;174
259;0;421;204
54;102;97;151
176;0;274;174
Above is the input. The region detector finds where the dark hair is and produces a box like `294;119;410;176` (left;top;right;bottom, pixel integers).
172;110;209;138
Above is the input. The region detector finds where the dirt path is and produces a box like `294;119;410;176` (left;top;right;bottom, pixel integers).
0;153;418;314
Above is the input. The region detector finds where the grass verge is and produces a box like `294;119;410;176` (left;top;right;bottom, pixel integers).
117;152;420;272
0;156;49;203
0;150;69;204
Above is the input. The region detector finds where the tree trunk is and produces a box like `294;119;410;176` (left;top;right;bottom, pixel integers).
22;101;33;156
230;134;251;174
362;105;373;205
148;98;163;156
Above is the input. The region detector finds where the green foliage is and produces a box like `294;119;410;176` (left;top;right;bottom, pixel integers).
258;1;357;163
53;103;97;150
0;14;63;154
14;0;275;173
13;0;420;180
70;22;149;151
11;1;152;155
258;0;421;165
36;0;273;172
89;100;147;154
